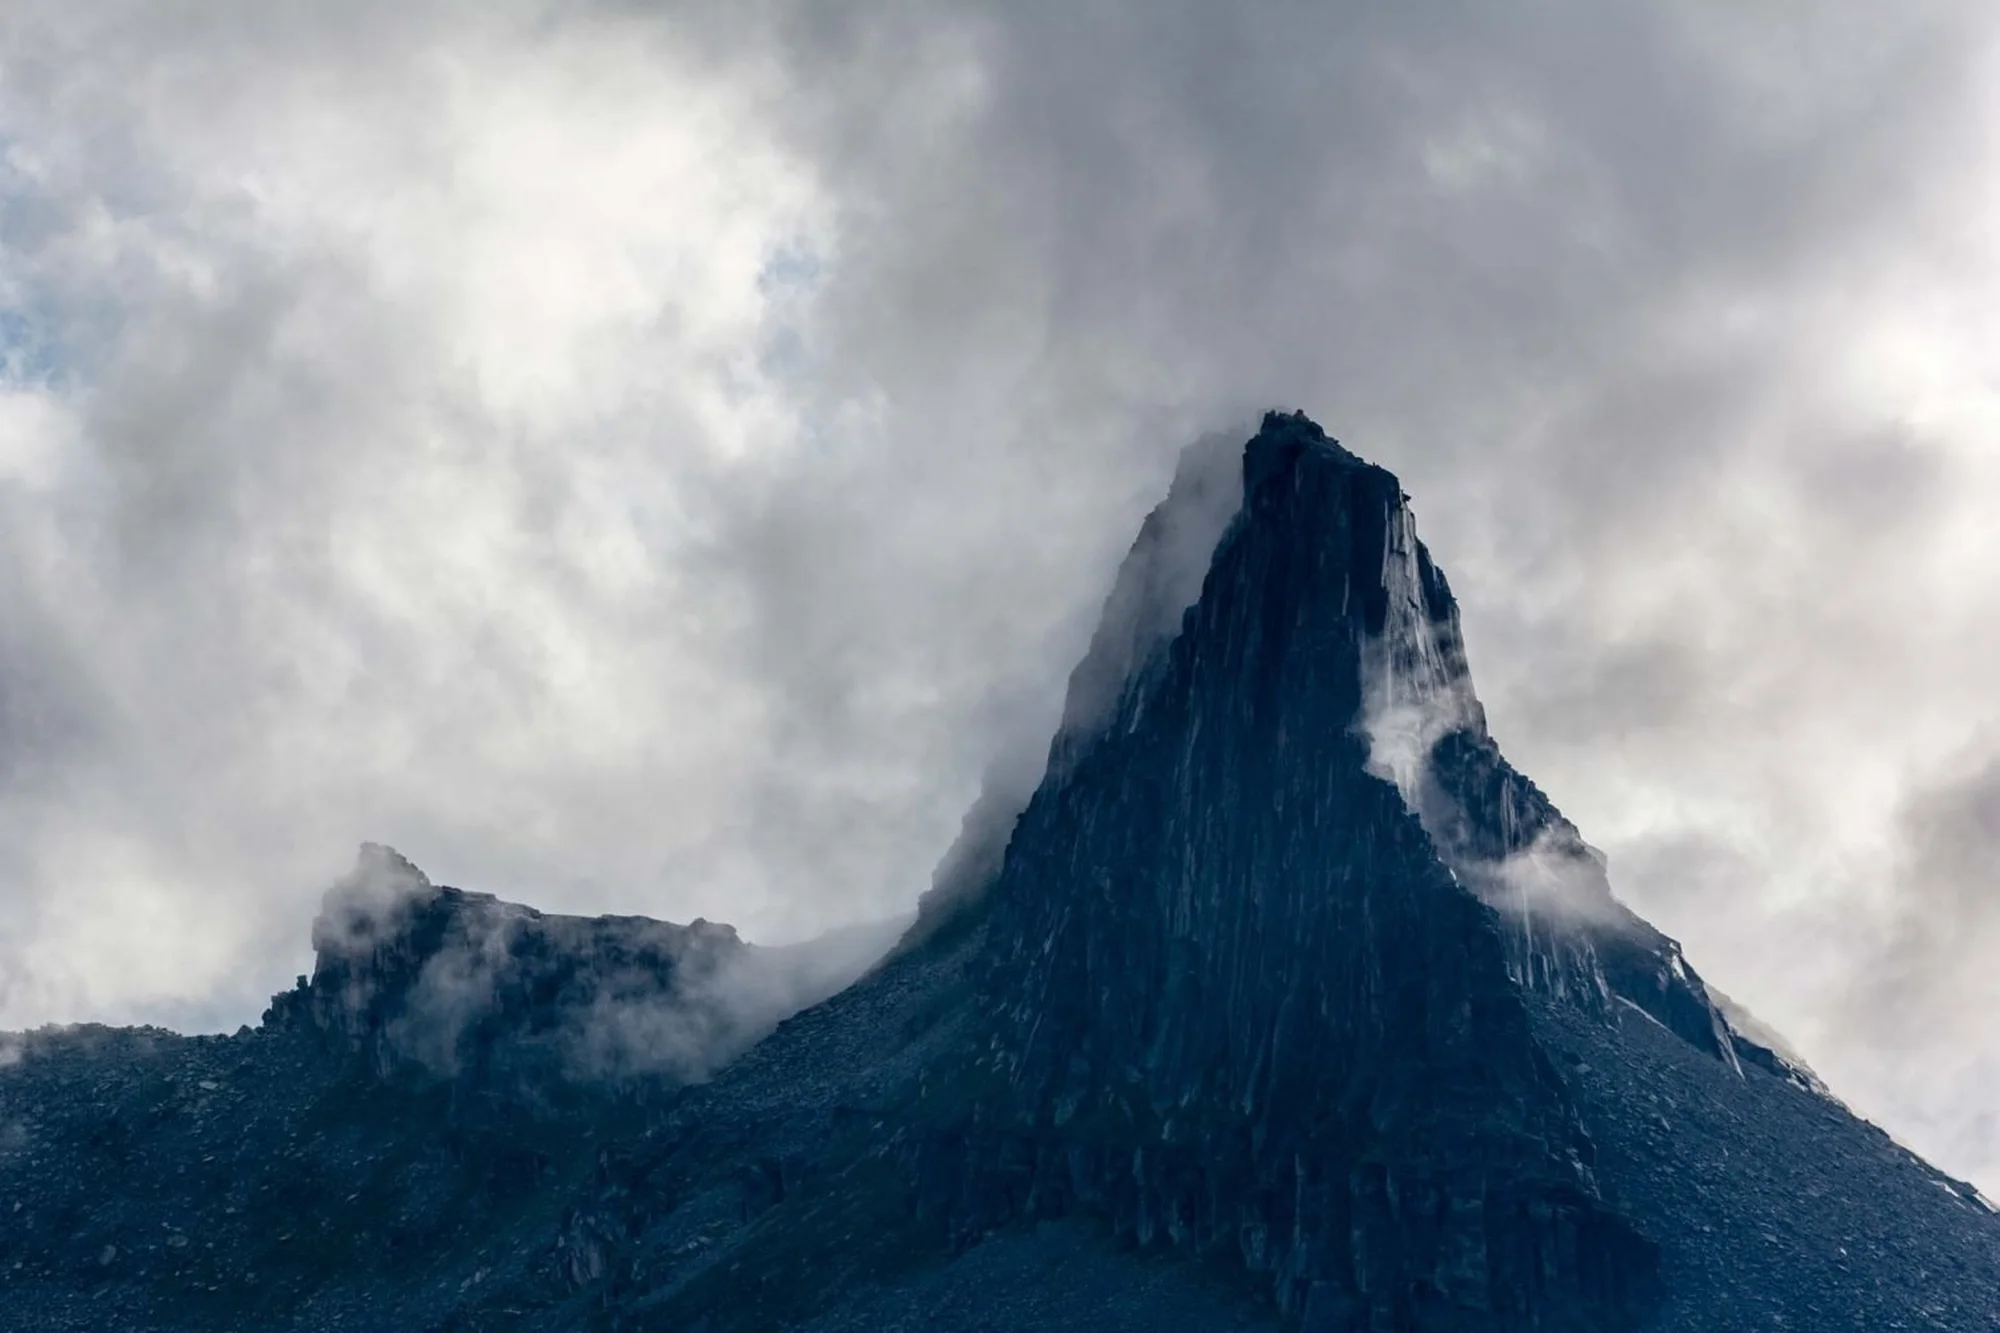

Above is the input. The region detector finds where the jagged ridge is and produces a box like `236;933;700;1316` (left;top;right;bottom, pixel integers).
266;843;890;1095
905;413;1662;1328
5;411;1998;1333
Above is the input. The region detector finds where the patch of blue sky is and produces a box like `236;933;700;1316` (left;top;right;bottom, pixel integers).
753;238;829;449
0;306;63;385
755;240;825;297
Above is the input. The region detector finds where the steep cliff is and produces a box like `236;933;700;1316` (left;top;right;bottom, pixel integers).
3;411;1997;1333
908;414;1658;1329
822;411;1990;1331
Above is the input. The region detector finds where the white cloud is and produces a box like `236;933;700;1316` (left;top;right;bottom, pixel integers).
0;4;847;1027
1;0;1999;1193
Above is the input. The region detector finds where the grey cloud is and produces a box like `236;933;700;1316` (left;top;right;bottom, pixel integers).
1817;746;2000;1185
1;0;1999;1190
1871;749;2000;1027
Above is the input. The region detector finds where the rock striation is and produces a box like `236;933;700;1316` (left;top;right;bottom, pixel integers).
913;414;1657;1329
2;411;1996;1332
871;411;1989;1330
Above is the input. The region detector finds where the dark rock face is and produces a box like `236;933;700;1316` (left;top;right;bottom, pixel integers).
917;414;1657;1329
873;411;1995;1330
3;410;1997;1331
264;843;759;1091
0;866;906;1332
261;843;893;1099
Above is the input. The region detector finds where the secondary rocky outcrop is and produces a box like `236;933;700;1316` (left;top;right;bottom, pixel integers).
264;843;760;1091
3;411;1995;1332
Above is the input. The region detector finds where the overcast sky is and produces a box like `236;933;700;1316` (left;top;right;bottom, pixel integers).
3;1;1998;1188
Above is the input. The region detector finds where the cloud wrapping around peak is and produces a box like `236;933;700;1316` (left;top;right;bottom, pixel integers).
2;1;2000;1187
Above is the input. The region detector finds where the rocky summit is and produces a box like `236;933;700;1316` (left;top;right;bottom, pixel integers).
3;411;1997;1331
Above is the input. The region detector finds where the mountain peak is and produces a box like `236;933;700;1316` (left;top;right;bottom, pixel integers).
940;413;1661;1326
908;411;1855;1325
1244;406;1371;487
7;414;1995;1332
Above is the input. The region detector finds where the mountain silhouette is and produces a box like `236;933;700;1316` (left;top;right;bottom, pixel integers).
2;412;1994;1330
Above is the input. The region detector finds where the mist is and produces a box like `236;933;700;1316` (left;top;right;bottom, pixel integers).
2;3;1999;1190
296;843;906;1088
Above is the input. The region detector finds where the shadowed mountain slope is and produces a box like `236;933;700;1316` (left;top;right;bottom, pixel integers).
2;412;1994;1331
